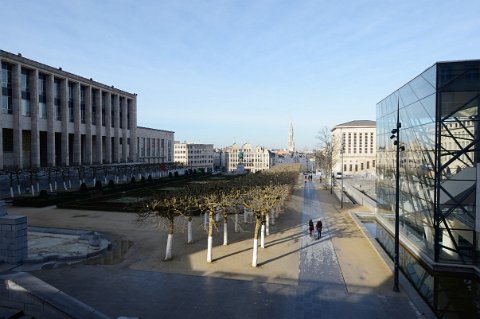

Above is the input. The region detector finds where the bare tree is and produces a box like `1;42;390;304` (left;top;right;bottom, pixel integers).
316;126;341;192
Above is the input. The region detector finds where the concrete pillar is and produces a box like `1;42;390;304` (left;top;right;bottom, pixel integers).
12;63;22;169
0;59;2;169
0;123;3;169
95;89;102;164
0;213;28;264
46;74;55;167
60;79;69;166
121;96;127;162
0;89;2;169
73;83;81;165
129;97;137;162
84;86;92;165
113;94;120;163
30;69;40;168
104;91;112;163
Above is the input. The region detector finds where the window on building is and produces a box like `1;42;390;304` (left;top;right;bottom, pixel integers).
127;99;131;129
38;73;47;119
372;160;375;167
355;164;358;172
367;161;370;169
2;128;13;152
80;86;86;123
111;95;115;127
361;163;364;170
54;78;61;120
1;62;13;114
91;90;97;125
349;164;352;171
119;97;123;129
68;82;74;122
102;92;106;126
21;69;31;117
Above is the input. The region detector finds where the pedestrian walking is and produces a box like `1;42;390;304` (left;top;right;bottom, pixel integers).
316;219;323;239
308;219;314;237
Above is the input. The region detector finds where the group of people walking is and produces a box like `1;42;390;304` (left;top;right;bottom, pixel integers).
308;219;323;239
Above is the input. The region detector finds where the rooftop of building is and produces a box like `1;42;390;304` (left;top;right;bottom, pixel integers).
332;120;376;130
137;126;175;133
0;49;136;97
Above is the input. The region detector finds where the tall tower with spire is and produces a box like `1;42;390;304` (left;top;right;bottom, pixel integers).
288;122;295;153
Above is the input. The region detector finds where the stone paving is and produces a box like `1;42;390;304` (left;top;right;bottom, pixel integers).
4;176;427;319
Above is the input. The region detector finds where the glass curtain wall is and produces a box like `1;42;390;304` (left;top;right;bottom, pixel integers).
436;61;480;265
377;61;480;268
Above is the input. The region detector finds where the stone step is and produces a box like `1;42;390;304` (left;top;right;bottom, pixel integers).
0;307;26;319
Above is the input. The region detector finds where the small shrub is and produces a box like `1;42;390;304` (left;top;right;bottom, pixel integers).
130;176;136;184
80;183;88;193
95;181;103;191
39;189;48;199
108;179;115;188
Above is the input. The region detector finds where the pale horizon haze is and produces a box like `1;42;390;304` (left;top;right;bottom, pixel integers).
2;0;480;150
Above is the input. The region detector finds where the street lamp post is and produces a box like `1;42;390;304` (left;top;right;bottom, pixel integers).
341;142;344;208
390;99;405;292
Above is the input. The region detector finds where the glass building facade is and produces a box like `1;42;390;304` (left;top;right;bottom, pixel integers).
376;61;480;318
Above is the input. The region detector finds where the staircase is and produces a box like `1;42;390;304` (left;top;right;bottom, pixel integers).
0;307;35;319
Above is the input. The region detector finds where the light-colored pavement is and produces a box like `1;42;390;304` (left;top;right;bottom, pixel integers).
2;176;426;318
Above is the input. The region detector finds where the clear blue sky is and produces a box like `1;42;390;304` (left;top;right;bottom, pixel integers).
2;0;480;150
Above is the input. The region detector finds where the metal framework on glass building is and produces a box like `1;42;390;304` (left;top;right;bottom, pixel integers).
376;60;480;317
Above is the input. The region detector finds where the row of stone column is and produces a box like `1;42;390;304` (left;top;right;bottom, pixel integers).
0;60;137;169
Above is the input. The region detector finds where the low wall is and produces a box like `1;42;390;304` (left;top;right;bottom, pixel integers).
0;272;110;319
343;184;376;211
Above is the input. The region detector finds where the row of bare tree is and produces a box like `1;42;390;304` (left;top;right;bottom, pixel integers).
137;165;300;267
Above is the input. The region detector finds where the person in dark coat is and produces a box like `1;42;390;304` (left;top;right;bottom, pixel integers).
316;219;323;239
308;219;314;237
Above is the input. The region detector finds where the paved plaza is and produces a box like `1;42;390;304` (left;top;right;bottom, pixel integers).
4;177;428;319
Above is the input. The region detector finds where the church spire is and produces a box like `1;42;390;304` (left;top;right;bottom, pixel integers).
288;122;295;153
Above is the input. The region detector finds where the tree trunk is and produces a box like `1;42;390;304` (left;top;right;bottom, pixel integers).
63;181;67;191
266;213;270;236
10;187;14;198
165;220;174;260
261;223;265;248
223;216;228;245
54;181;58;191
207;211;214;263
49;183;53;193
165;233;173;260
235;213;239;232
203;212;208;231
187;218;193;244
252;216;261;267
17;185;21;195
271;209;275;225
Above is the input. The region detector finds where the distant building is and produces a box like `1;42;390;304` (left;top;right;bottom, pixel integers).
224;143;272;173
174;142;214;171
136;127;174;163
331;120;376;176
288;122;295;153
212;148;225;171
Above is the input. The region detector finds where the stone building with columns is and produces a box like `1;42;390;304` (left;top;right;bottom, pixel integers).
0;50;137;169
137;126;174;164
